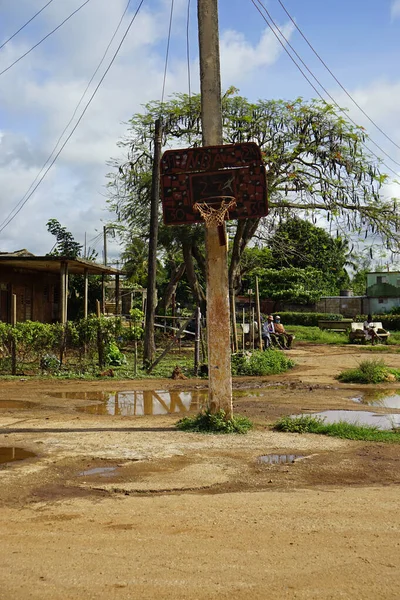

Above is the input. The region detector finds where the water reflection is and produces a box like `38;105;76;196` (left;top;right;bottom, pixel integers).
0;400;35;409
0;447;36;465
64;389;209;416
352;390;400;409
309;410;400;431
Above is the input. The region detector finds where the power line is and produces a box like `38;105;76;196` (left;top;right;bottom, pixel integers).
0;0;147;236
0;0;91;77
250;0;400;179
0;0;56;51
0;0;134;232
186;0;192;103
277;0;400;154
161;0;175;107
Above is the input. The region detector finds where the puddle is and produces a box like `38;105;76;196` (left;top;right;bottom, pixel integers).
0;447;37;465
78;467;117;477
49;387;275;417
309;410;400;431
258;454;304;465
0;400;35;410
352;391;400;409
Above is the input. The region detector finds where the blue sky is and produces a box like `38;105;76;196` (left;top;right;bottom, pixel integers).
0;0;400;261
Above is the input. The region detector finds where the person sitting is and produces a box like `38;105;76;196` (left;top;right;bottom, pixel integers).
265;315;284;348
261;318;272;350
274;315;294;349
363;314;379;345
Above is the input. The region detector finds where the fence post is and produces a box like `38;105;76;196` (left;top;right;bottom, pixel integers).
11;294;17;375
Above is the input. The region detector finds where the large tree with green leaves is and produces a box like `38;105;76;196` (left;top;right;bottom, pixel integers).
107;91;399;306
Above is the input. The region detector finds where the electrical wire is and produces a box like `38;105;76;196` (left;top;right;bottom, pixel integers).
161;0;175;107
0;0;133;232
277;0;400;153
0;0;91;77
250;0;400;178
0;0;147;236
0;0;56;51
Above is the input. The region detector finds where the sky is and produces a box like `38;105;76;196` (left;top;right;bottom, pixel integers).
0;0;400;264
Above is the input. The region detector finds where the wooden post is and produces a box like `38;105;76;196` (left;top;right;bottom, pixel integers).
60;263;66;324
101;273;105;314
115;274;120;315
96;299;101;318
11;294;16;375
198;0;233;418
230;291;238;353
255;276;263;350
194;305;201;375
242;308;245;351
84;268;89;319
143;118;162;366
103;226;108;266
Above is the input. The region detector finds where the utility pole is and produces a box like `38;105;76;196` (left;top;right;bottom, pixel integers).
103;226;107;266
143;118;163;367
198;0;233;417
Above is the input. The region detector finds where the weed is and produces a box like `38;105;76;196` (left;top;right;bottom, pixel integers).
231;349;294;376
176;409;253;434
274;415;400;443
337;358;400;384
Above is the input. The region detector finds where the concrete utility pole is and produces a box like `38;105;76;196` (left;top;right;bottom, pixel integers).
198;0;233;417
143;118;163;366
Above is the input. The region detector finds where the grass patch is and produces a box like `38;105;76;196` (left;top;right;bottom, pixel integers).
337;358;400;384
274;414;400;443
231;349;294;376
176;409;253;434
290;325;348;345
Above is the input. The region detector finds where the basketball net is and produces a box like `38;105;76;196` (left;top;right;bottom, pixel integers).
193;197;237;228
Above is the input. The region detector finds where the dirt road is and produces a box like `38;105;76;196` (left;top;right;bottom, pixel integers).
0;344;399;599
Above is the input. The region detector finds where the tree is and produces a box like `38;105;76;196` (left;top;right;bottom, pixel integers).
107;91;400;307
47;218;82;258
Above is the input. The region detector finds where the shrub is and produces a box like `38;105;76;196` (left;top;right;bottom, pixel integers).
176;409;253;434
274;415;325;433
337;358;400;384
231;349;294;376
264;312;343;327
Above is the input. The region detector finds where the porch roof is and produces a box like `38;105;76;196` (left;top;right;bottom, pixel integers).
0;254;122;276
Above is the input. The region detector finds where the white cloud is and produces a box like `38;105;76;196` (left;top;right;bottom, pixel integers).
220;22;295;86
391;0;400;19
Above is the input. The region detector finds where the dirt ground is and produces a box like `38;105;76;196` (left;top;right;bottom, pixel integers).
1;344;399;599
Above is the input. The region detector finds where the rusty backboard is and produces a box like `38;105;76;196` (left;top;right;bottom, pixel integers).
160;142;267;226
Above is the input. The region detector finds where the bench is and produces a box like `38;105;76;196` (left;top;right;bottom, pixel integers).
318;319;352;333
349;322;390;344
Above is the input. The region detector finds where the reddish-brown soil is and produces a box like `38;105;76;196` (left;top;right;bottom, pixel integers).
0;344;399;599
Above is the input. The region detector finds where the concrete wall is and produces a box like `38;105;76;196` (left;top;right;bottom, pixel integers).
315;296;368;318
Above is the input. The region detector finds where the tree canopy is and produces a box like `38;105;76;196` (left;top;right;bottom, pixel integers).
107;91;399;307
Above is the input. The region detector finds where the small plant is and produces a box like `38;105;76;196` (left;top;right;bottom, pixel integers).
231;349;294;376
274;414;325;433
274;414;400;443
176;409;253;434
106;342;126;366
337;358;400;384
40;353;61;373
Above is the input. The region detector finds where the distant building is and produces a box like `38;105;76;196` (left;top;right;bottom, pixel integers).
366;271;400;314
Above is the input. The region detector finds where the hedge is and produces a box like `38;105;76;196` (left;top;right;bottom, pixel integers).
261;312;343;327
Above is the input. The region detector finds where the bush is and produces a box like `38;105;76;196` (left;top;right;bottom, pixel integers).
176;409;253;434
337;358;400;384
274;415;325;433
265;312;343;327
231;349;294;376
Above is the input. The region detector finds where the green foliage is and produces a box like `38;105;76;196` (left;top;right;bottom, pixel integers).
264;312;343;326
46;218;82;257
337;358;400;383
255;267;334;304
274;415;325;433
274;415;400;443
106;342;126;366
176;409;253;434
231;349;294;376
356;314;400;331
290;325;347;344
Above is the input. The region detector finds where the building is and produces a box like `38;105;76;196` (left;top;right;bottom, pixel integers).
0;250;121;324
366;271;400;314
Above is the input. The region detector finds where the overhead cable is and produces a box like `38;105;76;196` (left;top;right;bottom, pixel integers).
0;0;146;235
161;0;175;107
250;0;400;178
0;0;133;232
0;0;91;77
277;0;400;153
0;0;56;51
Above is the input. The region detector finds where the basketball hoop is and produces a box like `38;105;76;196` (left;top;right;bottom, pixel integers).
193;197;237;228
